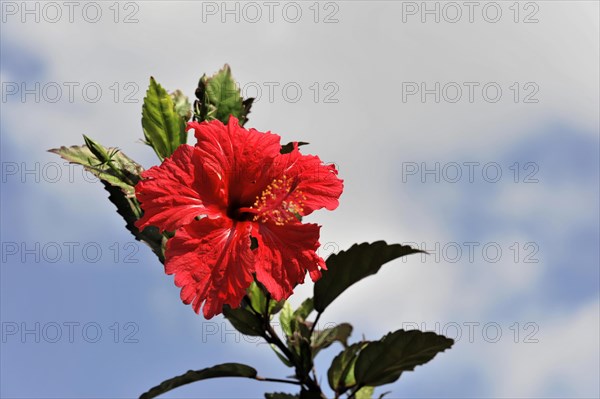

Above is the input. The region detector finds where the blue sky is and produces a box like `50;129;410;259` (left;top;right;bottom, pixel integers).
1;2;599;398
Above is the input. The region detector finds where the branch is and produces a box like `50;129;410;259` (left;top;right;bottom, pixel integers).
255;376;302;386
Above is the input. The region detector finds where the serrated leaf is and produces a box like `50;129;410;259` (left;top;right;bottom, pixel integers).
314;241;425;313
49;140;142;195
356;386;375;399
49;139;165;262
354;330;453;387
139;363;257;399
223;304;264;337
312;323;352;358
142;77;187;161
265;393;299;399
327;342;367;392
171;89;192;121
299;389;322;399
194;64;252;125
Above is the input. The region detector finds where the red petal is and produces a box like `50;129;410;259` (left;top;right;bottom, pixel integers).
253;221;325;301
270;144;343;217
187;116;282;206
135;145;226;232
165;217;255;319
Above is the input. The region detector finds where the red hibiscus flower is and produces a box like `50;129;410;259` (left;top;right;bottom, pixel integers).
135;116;343;319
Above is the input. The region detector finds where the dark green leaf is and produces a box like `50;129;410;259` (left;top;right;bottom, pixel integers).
194;64;252;125
287;330;313;375
354;330;453;387
327;342;367;392
171;89;193;121
280;141;309;154
265;393;299;399
312;323;352;357
139;363;257;399
101;181;165;263
142;77;187;160
49;139;165;262
223;304;264;337
299;389;322;399
314;241;425;312
242;97;254;124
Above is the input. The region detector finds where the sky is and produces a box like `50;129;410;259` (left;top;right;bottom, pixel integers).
1;1;599;398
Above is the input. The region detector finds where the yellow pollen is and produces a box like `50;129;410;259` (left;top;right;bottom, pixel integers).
251;175;304;225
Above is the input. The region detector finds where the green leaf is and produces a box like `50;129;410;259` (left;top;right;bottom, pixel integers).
327;342;367;392
279;301;294;337
311;323;352;357
356;386;375;399
194;64;252;125
142;77;187;161
223;304;264;337
269;298;285;316
293;298;314;321
280;141;309;155
247;281;270;315
245;280;285;318
139;363;257;399
171;89;193;121
49;139;142;195
48;139;165;262
270;344;293;367
265;393;299;399
354;329;453;387
314;241;425;313
100;181;166;263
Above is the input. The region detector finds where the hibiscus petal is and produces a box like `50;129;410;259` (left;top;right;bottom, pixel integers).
269;143;344;217
135;145;226;232
165;217;255;319
253;221;326;301
187;116;283;207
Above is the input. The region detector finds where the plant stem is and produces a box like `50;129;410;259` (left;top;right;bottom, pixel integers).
263;320;323;396
264;322;295;365
347;383;365;399
309;312;322;337
255;376;302;385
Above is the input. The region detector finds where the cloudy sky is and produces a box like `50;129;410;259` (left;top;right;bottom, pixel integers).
1;1;599;398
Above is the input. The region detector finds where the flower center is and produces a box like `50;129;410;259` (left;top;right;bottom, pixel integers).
250;174;305;225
